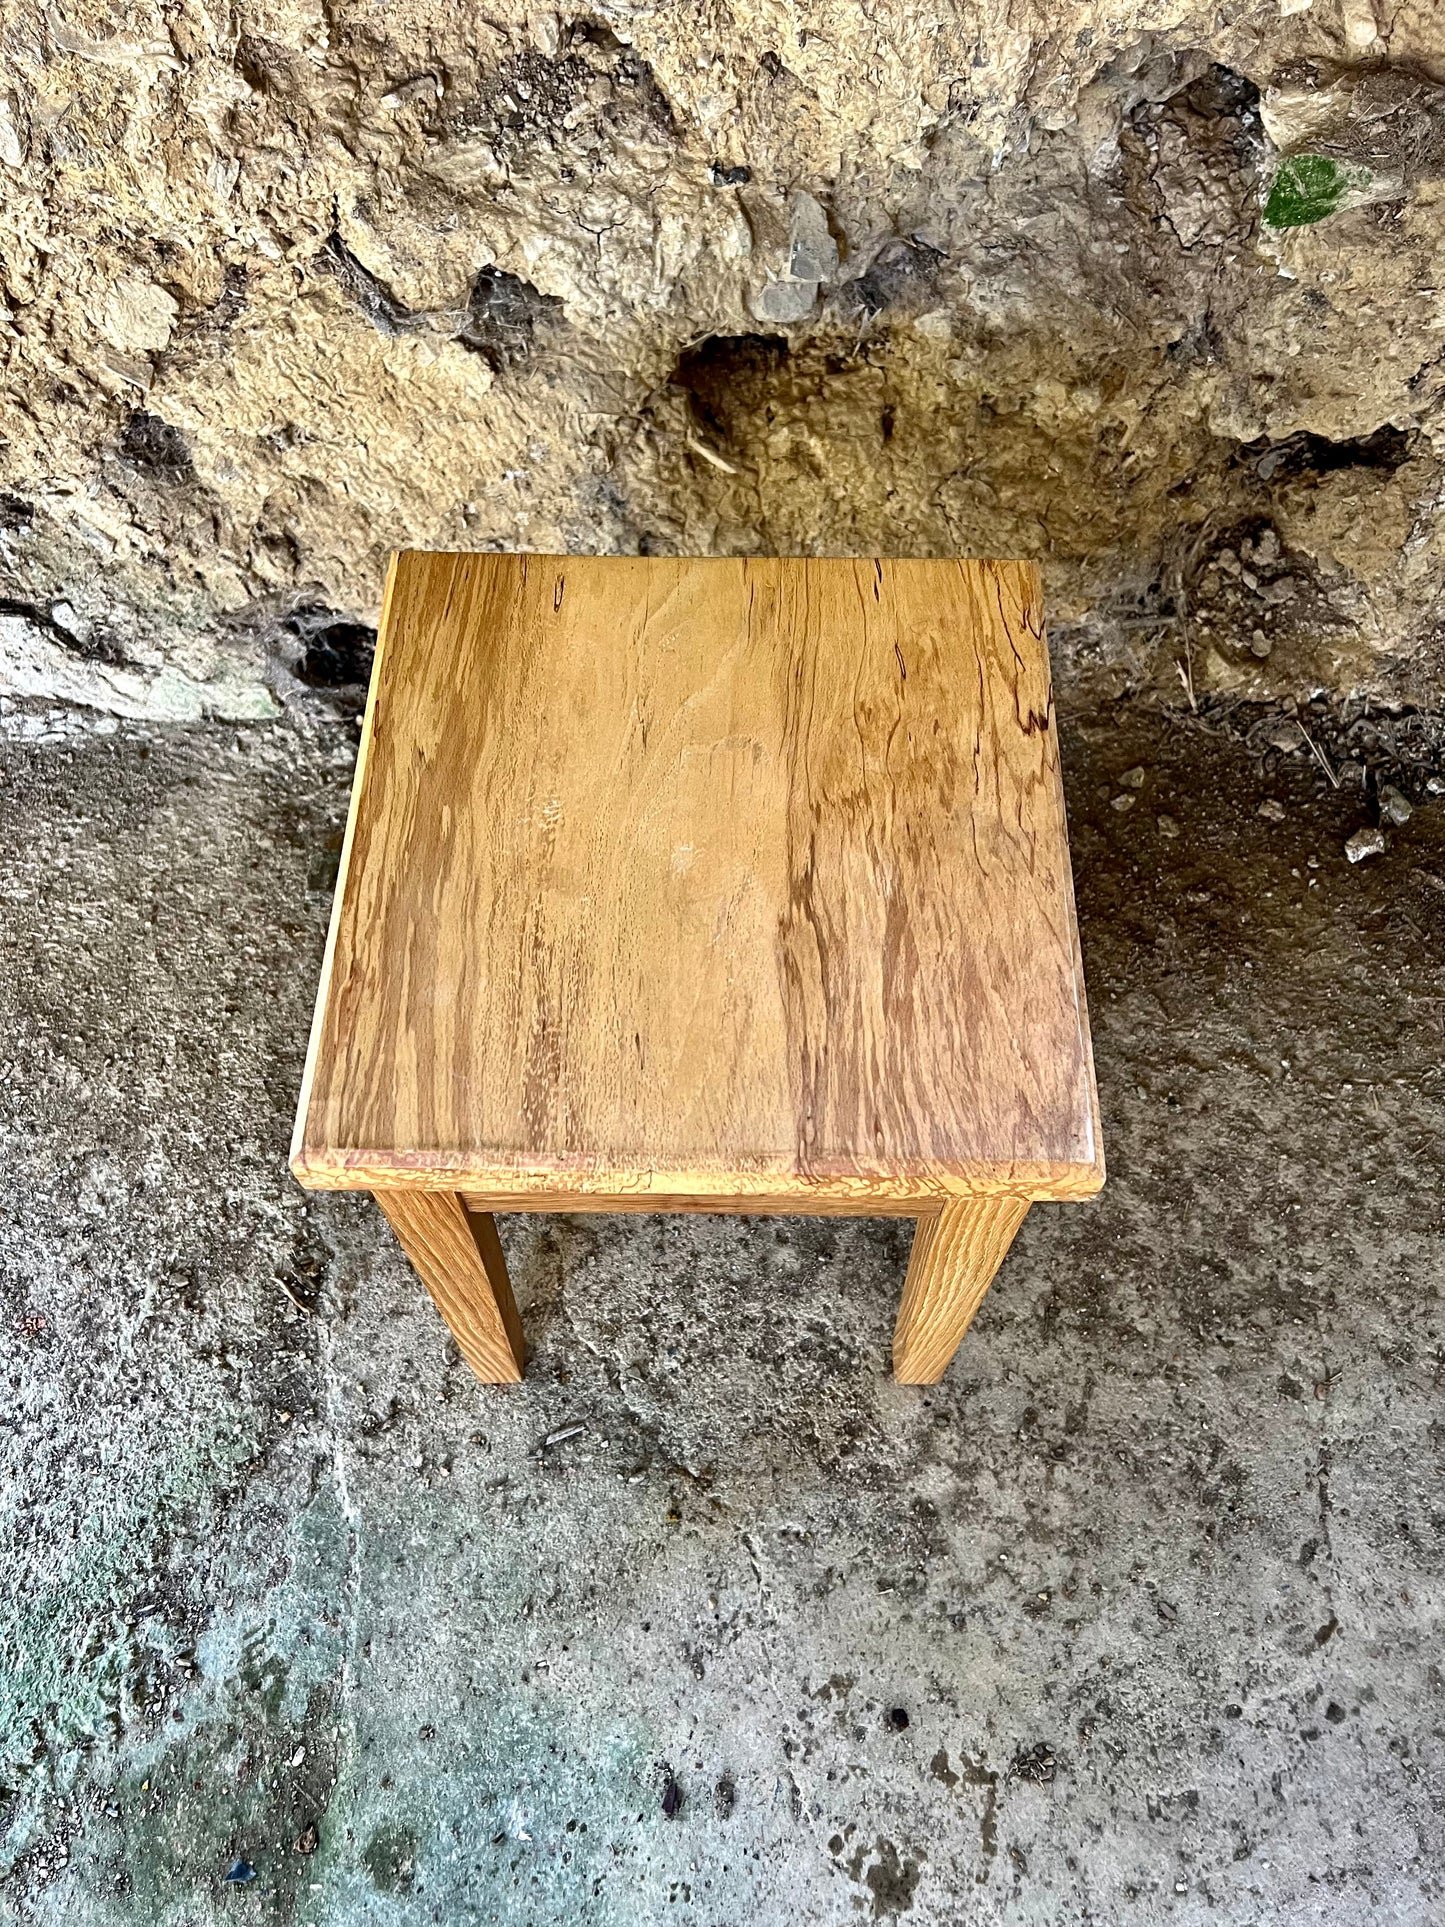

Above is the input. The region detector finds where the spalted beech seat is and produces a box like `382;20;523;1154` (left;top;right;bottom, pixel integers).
291;554;1103;1384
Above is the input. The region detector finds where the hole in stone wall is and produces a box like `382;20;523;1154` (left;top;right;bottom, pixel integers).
210;264;250;330
840;239;944;318
457;267;563;371
670;334;790;446
1240;424;1416;482
568;19;624;55
1176;61;1261;121
285;605;377;689
119;412;194;485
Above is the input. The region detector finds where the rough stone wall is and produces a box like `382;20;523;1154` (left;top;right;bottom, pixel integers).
1;1;1443;719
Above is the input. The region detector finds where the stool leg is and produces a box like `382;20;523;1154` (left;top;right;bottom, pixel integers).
892;1197;1030;1384
374;1191;524;1383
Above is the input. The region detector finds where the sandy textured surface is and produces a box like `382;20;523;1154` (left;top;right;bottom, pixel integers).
1;692;1442;1923
2;3;1445;717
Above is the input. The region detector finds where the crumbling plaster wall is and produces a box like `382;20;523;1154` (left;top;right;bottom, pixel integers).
1;1;1443;718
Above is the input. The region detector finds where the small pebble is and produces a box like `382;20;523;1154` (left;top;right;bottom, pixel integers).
1120;766;1146;789
1427;775;1444;795
1111;793;1136;813
1265;722;1302;752
1257;798;1286;822
224;1859;256;1885
1156;814;1180;838
1379;784;1412;827
1249;628;1272;658
1345;826;1386;864
886;1707;910;1732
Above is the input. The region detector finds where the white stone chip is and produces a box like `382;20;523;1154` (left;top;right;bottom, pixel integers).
1345;826;1386;864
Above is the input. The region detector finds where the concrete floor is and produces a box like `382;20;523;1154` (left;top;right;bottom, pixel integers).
0;693;1442;1926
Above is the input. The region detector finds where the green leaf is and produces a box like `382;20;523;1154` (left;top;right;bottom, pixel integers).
1263;154;1362;229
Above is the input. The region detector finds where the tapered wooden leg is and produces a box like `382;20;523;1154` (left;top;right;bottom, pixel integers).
374;1190;524;1383
892;1196;1031;1384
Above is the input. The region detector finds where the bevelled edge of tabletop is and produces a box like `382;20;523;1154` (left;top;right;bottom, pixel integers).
287;1145;1106;1205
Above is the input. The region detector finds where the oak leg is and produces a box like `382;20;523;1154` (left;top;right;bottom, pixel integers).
374;1190;524;1383
892;1197;1031;1384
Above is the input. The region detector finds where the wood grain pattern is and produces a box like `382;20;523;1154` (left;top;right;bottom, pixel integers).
892;1195;1031;1383
457;1186;1042;1217
374;1190;524;1382
290;554;1102;1208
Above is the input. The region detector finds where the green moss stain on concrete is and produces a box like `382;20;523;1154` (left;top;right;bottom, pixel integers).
84;1481;357;1921
0;1421;356;1918
0;1415;254;1799
359;1825;419;1897
94;1692;335;1924
300;1682;663;1927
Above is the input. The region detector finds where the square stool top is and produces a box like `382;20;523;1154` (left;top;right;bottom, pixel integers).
291;554;1102;1210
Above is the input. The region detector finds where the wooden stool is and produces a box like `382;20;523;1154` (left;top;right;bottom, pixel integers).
291;555;1103;1384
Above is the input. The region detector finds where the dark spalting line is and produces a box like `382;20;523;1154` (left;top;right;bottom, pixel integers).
777;574;826;1165
505;569;561;1150
429;597;462;1155
520;908;564;1148
997;570;1054;738
781;563;924;1170
367;557;466;1150
989;568;1033;672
